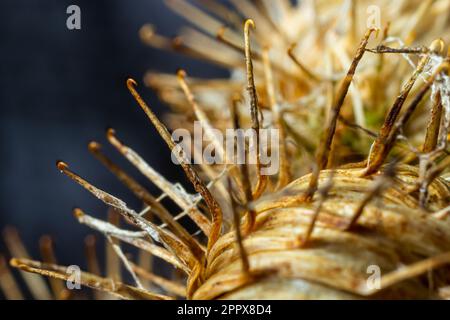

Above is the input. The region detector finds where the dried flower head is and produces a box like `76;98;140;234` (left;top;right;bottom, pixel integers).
2;0;450;300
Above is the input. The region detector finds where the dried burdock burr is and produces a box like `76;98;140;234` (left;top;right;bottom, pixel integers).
2;0;450;300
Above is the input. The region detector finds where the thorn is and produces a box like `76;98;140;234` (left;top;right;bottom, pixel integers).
346;162;397;230
177;69;225;160
126;78;222;253
306;28;375;200
299;172;334;247
3;227;52;300
287;43;321;81
359;251;450;296
365;60;450;176
423;91;443;153
131;262;186;297
88;139;204;257
106;128;211;237
227;177;250;277
10;258;172;300
243;19;268;198
39;235;67;299
0;254;24;300
232;100;256;235
262;47;290;188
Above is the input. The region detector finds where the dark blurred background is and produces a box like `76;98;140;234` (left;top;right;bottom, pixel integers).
0;0;228;295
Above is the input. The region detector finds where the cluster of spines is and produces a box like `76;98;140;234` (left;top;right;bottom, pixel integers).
1;0;450;300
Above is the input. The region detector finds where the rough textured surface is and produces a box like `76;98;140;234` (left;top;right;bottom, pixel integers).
194;166;450;299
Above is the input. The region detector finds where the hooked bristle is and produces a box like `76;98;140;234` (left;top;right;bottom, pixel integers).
56;160;69;172
3;0;450;301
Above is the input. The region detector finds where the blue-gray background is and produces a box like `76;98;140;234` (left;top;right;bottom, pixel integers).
0;0;228;292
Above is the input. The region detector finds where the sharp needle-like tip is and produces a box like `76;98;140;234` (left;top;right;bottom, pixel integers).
56;161;69;172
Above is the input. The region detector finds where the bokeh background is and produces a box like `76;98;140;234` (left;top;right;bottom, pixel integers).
0;0;228;297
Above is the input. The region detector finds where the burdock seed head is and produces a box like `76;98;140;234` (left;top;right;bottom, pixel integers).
2;0;450;300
